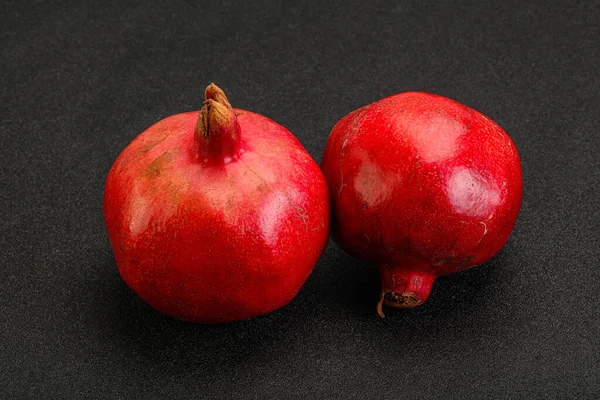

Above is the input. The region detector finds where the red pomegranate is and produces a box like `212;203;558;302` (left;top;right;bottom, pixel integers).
321;92;522;317
104;83;330;323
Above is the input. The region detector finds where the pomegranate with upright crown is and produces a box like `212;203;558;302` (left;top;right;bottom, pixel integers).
321;92;522;317
104;83;330;323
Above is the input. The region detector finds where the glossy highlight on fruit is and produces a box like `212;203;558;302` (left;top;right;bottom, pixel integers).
104;83;330;323
321;92;522;317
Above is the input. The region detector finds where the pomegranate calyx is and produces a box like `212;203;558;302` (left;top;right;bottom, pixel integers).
197;99;234;139
205;82;232;109
194;83;241;163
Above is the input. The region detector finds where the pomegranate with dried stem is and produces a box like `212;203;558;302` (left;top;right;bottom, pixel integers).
321;92;522;317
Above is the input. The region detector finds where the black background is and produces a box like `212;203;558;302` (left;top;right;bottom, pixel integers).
2;0;599;398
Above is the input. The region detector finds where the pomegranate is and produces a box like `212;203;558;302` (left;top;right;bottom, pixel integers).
321;92;522;317
104;83;329;323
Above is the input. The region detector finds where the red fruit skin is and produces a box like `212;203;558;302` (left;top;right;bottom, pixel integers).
321;92;522;313
104;106;329;323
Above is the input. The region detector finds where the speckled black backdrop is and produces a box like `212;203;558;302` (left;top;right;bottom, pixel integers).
2;0;599;398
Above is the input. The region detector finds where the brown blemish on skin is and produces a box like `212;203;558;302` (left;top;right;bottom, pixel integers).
118;130;171;172
256;182;267;192
456;256;474;268
240;158;309;230
138;142;156;154
162;178;186;203
226;194;236;210
432;257;452;266
143;149;177;180
137;129;170;154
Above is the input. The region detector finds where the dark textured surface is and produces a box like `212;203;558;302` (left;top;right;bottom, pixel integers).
1;0;599;398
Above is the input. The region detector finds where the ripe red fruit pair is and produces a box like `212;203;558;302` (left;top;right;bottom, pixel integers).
104;83;522;323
